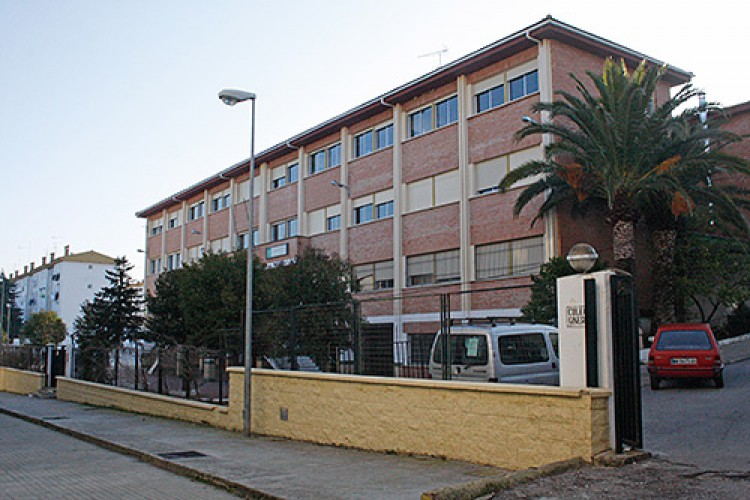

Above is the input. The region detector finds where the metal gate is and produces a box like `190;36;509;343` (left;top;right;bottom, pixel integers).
610;274;643;452
360;324;394;376
47;346;66;388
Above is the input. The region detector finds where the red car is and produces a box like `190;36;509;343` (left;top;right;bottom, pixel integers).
647;323;724;390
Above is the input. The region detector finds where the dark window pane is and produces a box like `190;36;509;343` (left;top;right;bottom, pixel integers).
525;71;539;94
476;91;490;112
509;75;525;100
328;144;341;167
287;163;298;183
490;84;504;107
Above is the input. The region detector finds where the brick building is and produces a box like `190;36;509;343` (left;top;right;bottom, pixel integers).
136;17;691;342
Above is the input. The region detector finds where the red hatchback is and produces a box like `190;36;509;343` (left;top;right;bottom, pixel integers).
647;323;724;390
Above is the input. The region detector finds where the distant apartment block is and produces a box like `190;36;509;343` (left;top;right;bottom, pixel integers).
10;246;115;372
137;17;691;340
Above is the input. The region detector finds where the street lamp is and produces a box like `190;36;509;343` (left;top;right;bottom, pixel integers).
219;88;256;436
567;243;598;273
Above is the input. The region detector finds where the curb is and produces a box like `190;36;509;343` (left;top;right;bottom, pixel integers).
420;457;587;500
0;405;279;499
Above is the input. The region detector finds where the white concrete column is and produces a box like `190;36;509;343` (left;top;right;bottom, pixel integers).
392;104;404;340
297;149;306;236
457;75;471;314
339;127;350;258
228;178;236;249
202;189;209;249
538;39;559;260
180;200;187;257
258;162;269;244
160;209;168;271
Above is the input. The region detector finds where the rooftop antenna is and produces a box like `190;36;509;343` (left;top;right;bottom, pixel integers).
418;45;448;68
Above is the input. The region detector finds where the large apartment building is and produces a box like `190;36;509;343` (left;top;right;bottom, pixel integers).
137;17;691;340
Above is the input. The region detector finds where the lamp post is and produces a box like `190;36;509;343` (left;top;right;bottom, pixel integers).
218;88;256;436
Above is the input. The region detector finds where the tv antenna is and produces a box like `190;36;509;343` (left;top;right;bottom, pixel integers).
418;45;448;68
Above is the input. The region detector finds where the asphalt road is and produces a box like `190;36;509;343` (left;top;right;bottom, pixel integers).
643;358;750;471
0;412;234;499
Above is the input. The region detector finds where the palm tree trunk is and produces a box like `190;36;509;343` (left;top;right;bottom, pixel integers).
652;228;677;326
612;218;636;275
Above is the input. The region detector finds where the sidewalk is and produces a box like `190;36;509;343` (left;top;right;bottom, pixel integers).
0;392;504;499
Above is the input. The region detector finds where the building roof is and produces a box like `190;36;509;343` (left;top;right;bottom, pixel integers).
12;250;116;281
136;15;692;219
726;100;750;117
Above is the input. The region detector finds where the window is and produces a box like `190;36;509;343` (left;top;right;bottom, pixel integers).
406;249;460;286
408;106;432;137
475;236;544;279
236;231;258;249
167;211;180;229
354;204;373;225
433;334;488;365
288;163;299;183
328;144;341;168
211;193;231;212
435;96;458;128
272;163;299;189
406;170;459;212
476;84;504;113
149;258;162;275
408;96;458;138
327;214;341;231
509;70;539;101
309;143;341;174
166;253;182;271
354;260;394;291
376;200;393;219
270;219;297;242
188;201;205;221
354;131;373;157
499;333;549;365
150;220;163;236
309;150;326;174
271;170;287;189
354;124;393;158
376;124;393;149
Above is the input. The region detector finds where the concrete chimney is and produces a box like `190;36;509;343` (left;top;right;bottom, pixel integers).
30;262;35;271
41;257;46;266
64;245;70;256
24;265;28;274
50;252;55;261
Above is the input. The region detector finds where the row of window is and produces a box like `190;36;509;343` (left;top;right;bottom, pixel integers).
475;70;538;114
354;236;544;291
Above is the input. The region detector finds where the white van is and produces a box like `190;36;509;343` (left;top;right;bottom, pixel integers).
428;323;559;385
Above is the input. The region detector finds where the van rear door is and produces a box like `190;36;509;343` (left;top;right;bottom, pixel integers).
430;331;491;382
496;331;558;385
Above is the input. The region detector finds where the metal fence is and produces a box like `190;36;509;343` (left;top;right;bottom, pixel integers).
53;283;534;402
0;344;46;373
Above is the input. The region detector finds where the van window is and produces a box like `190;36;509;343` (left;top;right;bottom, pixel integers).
499;333;549;365
433;334;488;366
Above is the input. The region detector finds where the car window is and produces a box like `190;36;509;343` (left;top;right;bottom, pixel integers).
499;333;549;365
548;332;559;358
432;334;488;366
656;329;713;351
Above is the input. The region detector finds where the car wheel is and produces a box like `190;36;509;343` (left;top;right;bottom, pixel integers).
714;373;724;388
650;376;660;390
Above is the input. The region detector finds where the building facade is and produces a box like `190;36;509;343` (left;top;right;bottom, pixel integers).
137;17;690;341
10;246;116;374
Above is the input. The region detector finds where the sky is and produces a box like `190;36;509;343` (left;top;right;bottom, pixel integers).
1;0;748;280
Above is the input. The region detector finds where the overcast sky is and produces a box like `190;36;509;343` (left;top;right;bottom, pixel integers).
1;0;747;279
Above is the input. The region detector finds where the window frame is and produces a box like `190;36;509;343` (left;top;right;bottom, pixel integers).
408;95;458;138
406;249;460;287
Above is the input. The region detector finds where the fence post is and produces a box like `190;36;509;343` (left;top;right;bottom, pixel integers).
353;300;362;375
440;293;451;380
290;307;298;371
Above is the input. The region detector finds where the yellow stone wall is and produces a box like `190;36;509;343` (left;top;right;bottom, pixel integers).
57;377;231;429
0;367;45;395
53;368;611;470
233;368;611;470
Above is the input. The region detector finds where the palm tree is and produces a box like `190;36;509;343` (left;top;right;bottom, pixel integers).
500;58;749;323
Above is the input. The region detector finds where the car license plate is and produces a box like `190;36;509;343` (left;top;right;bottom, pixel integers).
671;357;697;365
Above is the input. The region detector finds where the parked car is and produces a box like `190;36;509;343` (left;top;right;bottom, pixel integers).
647;323;724;390
428;323;559;385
